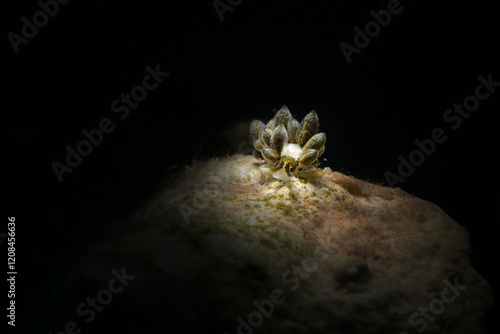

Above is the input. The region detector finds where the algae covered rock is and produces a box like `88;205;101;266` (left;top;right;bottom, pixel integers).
61;154;493;334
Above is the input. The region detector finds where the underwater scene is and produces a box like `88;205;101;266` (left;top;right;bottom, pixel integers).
5;1;498;334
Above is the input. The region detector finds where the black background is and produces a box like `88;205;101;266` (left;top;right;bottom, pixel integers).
4;0;499;333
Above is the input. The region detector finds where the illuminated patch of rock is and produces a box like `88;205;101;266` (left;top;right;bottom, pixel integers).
63;154;493;334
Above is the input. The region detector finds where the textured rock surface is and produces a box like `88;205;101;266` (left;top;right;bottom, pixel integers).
61;154;493;334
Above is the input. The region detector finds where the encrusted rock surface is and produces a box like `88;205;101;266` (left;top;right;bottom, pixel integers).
61;154;494;334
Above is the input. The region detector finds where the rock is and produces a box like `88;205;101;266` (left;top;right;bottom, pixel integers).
333;258;370;288
59;154;494;334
